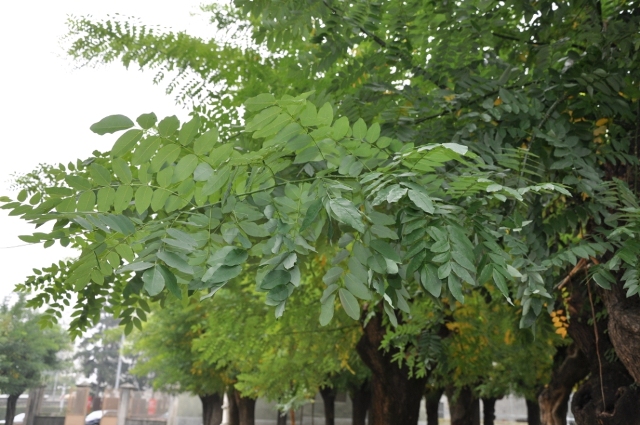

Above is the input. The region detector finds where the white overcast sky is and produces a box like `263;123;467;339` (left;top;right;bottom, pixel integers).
0;1;214;302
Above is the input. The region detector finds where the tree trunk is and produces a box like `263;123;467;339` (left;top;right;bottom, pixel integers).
233;392;256;425
565;277;640;425
276;411;287;425
5;394;20;425
319;386;336;425
425;388;444;425
356;311;428;425
538;343;588;425
526;399;541;425
481;397;497;425
350;380;371;425
228;390;240;425
199;394;223;425
446;386;480;425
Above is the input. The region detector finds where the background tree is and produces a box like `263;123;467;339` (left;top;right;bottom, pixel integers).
0;296;68;425
130;299;226;425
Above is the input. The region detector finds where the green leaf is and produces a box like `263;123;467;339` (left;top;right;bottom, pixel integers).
352;118;367;139
246;106;282;133
437;262;452;279
193;128;219;155
408;189;435;213
452;262;475;285
448;273;464;303
136;112;157;129
178;116;200;146
223;248;249;266
339;288;360;320
65;175;92;191
345;274;371;300
319;294;336;326
370;240;400;263
194;163;214;182
97;187;116;211
265;283;290;305
132;136;162;165
115;244;135;262
77;190;96;212
112;158;132;184
134;186;153;214
301;198;323;232
111;129;143;158
150;144;182;172
245;93;276;112
299;103;318;127
329;198;364;232
89;163;112;186
323;267;343;285
421;265;442;297
332;116;350;139
173;154;199;182
158;265;181;299
142;265;166;296
365;122;380;143
113;185;133;213
166;228;198;248
158;115;180;138
157;251;193;274
317;103;333;126
239;221;269;237
493;268;510;300
90;114;134;135
206;265;242;284
261;269;291;290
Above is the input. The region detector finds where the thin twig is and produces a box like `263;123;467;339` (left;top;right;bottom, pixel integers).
586;279;606;412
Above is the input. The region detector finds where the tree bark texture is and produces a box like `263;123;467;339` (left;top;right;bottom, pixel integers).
350;380;371;425
425;388;444;425
199;394;223;425
319;386;336;425
538;343;588;425
565;277;640;425
481;397;497;425
233;392;256;425
356;311;428;425
446;386;480;425
526;398;541;425
5;394;19;425
228;389;240;425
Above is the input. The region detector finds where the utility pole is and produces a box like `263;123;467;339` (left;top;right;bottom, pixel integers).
114;334;125;390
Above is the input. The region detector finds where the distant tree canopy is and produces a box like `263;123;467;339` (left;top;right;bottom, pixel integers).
4;0;640;423
0;296;68;425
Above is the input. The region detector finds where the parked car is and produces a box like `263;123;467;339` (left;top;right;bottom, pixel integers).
14;413;25;425
85;410;104;425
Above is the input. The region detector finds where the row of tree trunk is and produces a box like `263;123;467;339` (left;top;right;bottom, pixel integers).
202;273;640;425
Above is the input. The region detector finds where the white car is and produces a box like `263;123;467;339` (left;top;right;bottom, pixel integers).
13;413;25;425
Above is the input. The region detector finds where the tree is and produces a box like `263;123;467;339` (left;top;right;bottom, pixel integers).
5;1;640;423
130;299;226;425
0;296;68;425
75;313;149;409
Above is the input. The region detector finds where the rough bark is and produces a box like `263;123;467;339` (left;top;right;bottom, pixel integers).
481;397;497;425
526;399;541;425
446;386;480;425
350;380;371;425
356;311;428;425
566;278;640;425
600;278;640;383
319;386;336;425
233;392;256;425
199;394;223;425
538;343;588;425
228;390;240;425
5;394;20;425
425;387;444;425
